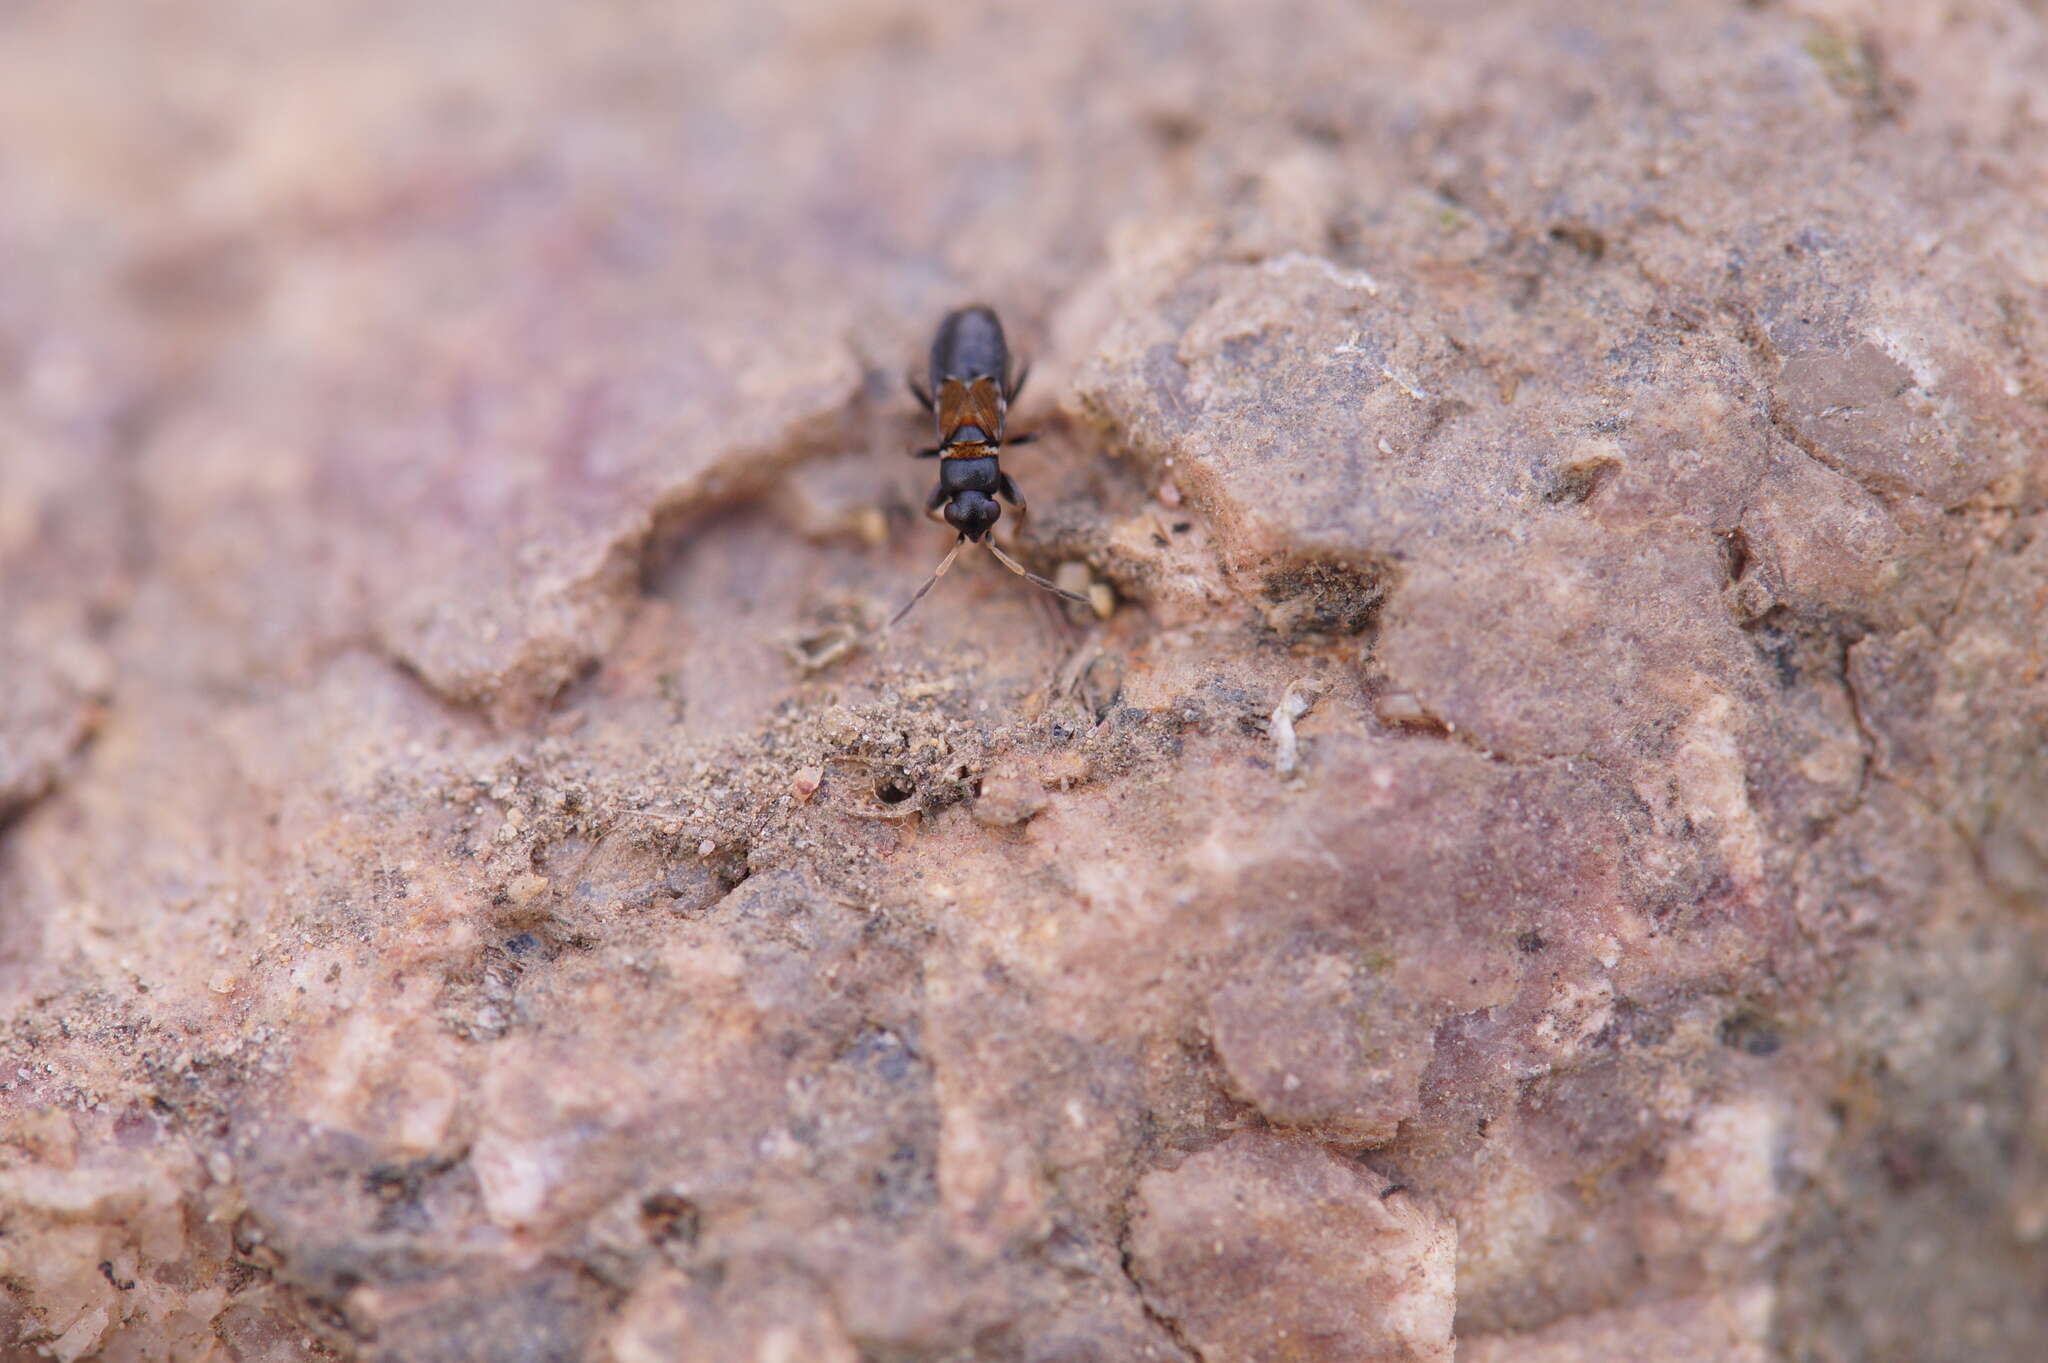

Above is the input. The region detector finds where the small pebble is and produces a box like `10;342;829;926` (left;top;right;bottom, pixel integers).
1157;478;1183;508
1042;752;1090;790
791;765;825;801
855;506;889;547
1271;678;1327;778
973;772;1048;827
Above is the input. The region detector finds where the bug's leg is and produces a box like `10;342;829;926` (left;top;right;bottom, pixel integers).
925;485;951;524
1006;356;1031;403
912;444;946;458
998;473;1028;527
907;373;934;411
1002;431;1038;448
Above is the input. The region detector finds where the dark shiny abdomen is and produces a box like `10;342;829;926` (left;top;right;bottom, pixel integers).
929;306;1009;390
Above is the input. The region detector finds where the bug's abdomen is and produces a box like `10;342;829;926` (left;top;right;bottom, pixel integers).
930;306;1009;388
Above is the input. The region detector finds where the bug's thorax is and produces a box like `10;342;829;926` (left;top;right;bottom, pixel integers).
936;453;1001;498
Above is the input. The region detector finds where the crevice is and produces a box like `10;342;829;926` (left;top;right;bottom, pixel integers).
1359;676;1620;776
359;639;504;732
363;348;874;726
1251;555;1394;642
1542;456;1620;506
1114;1186;1205;1363
1723;295;1943;509
634;429;857;597
1834;637;1994;881
1548;222;1608;262
0;699;109;849
0;777;57;846
1834;631;1879;820
1764;403;1927;507
1717;526;1753;584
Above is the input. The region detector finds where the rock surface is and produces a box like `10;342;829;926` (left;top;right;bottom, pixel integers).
2;1;2046;1360
1129;1133;1457;1362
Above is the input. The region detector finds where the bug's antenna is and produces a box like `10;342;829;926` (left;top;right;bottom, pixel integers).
886;536;968;630
986;540;1092;608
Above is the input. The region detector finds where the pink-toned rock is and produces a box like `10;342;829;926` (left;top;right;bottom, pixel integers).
1;2;2045;1361
606;1269;859;1363
1207;946;1434;1143
1129;1133;1457;1362
1463;1285;1774;1363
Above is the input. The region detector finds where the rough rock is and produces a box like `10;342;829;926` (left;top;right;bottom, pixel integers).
2;1;2046;1361
1129;1133;1457;1362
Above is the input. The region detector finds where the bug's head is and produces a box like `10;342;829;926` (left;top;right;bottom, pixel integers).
943;491;1001;542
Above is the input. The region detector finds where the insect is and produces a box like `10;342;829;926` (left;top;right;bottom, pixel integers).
889;306;1090;627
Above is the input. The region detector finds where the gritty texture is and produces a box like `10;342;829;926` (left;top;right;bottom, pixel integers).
2;2;2046;1361
1128;1133;1457;1362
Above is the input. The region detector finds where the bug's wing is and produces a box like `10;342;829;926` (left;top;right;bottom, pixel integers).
935;375;1007;448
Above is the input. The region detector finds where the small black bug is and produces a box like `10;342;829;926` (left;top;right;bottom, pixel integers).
889;306;1089;627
